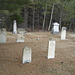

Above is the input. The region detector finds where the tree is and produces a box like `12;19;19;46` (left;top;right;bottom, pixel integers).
0;0;74;31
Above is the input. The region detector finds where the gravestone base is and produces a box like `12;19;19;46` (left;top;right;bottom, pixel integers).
17;40;24;42
13;31;17;34
51;31;59;34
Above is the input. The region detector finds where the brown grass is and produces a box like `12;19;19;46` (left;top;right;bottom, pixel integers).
0;32;75;75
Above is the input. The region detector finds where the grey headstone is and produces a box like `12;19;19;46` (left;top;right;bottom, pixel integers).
18;28;26;34
17;33;24;42
0;28;6;43
61;27;66;40
22;46;32;64
48;41;55;59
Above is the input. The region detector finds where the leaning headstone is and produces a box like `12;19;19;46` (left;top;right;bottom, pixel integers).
18;28;26;34
0;28;6;43
61;27;66;40
51;22;59;34
17;33;25;42
47;40;55;59
13;20;17;34
22;46;32;64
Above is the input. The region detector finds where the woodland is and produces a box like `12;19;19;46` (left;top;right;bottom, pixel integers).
0;0;75;31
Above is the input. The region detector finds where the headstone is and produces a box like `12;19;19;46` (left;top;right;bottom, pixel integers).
61;27;66;40
13;20;17;34
0;28;6;43
22;46;32;64
51;22;59;34
18;28;26;34
17;33;24;42
47;41;55;59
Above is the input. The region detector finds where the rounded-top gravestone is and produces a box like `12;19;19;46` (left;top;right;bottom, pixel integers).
22;46;32;64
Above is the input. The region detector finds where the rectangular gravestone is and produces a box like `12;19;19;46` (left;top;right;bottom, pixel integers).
17;33;24;42
0;28;6;43
61;27;66;40
51;22;59;34
18;28;26;35
47;41;55;59
22;46;32;64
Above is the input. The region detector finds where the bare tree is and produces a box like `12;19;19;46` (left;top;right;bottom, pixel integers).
24;7;28;30
48;3;55;31
42;0;47;31
59;5;62;31
33;7;35;31
32;0;35;31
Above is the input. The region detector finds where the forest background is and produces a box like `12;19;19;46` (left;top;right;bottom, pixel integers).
0;0;75;31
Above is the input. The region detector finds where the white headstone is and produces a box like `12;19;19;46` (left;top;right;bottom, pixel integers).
13;20;17;34
0;28;6;43
61;27;66;40
22;46;32;64
48;41;55;59
51;22;59;34
17;33;24;42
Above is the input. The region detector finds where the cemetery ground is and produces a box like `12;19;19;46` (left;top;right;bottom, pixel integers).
0;31;75;75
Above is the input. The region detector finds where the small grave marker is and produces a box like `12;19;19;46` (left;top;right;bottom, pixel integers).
17;33;24;42
61;27;66;40
48;40;55;59
18;28;26;34
0;28;6;43
22;46;32;64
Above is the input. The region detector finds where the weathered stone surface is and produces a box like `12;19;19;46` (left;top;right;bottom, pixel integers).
48;41;55;59
18;28;26;34
51;22;59;34
17;33;24;42
0;28;6;43
22;46;32;64
61;27;66;40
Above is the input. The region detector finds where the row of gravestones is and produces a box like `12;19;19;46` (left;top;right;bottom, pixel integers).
0;28;26;43
22;27;66;64
0;27;66;65
0;20;26;43
13;20;26;42
0;27;66;43
22;40;55;64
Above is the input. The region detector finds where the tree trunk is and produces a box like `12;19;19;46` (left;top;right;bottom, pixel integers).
48;3;55;31
45;0;48;30
24;7;28;30
69;23;71;31
42;11;46;31
32;7;35;31
73;19;74;31
59;5;62;31
42;0;47;31
38;10;40;30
